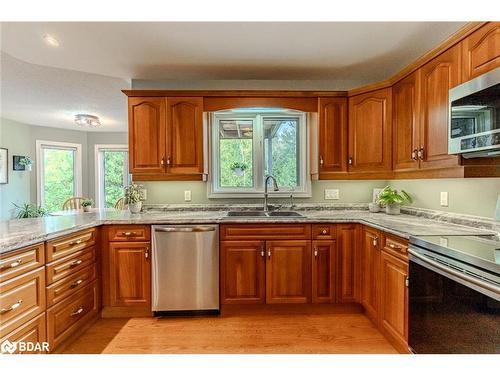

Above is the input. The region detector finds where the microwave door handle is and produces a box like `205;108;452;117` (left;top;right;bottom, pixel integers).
154;227;216;233
408;248;500;297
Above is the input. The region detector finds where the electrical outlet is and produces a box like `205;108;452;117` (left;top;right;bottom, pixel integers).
440;191;448;207
184;190;192;202
373;188;383;203
325;189;340;200
141;188;147;200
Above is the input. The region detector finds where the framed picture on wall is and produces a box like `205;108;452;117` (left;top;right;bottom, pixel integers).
0;148;8;184
12;155;26;171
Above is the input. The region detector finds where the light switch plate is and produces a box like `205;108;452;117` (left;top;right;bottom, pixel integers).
140;188;147;200
373;188;383;203
440;191;448;207
184;190;192;202
325;189;339;200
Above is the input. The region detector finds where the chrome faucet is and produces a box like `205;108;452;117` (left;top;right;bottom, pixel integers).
264;175;279;211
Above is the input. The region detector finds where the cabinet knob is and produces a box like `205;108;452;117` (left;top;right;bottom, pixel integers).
411;149;418;161
267;249;271;259
372;237;378;247
160;158;165;166
348;157;353;165
418;147;424;160
166;157;171;166
314;248;318;257
321;229;328;235
319;156;324;166
145;247;149;259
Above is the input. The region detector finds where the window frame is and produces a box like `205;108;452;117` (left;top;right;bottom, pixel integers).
94;144;129;209
208;109;311;198
36;140;83;209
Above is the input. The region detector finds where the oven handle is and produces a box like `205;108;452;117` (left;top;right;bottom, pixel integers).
154;226;216;233
408;248;500;296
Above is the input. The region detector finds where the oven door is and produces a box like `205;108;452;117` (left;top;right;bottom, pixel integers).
408;247;500;354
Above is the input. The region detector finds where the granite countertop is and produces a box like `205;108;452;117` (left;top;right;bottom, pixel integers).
0;207;497;254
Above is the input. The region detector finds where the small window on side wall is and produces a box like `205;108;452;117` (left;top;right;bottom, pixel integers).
209;109;310;197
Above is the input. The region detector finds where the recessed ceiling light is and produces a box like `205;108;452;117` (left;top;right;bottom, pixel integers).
75;114;101;128
43;34;60;47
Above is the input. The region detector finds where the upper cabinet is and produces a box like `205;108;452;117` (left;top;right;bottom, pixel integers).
128;97;166;174
419;45;461;170
392;71;420;172
127;96;204;180
166;97;204;175
461;22;500;81
348;88;392;173
318;97;348;176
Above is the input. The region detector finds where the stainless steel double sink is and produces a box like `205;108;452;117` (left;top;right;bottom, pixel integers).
226;211;303;217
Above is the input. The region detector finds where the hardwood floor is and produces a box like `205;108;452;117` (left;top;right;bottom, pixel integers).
62;305;398;354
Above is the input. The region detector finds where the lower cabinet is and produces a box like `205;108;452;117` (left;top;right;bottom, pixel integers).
108;242;151;307
380;250;409;352
312;240;336;303
361;227;381;323
266;240;311;304
220;240;266;304
336;224;360;303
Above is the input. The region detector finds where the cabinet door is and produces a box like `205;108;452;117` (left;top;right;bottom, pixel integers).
266;240;311;304
361;227;381;323
336;224;360;303
166;97;204;175
393;71;420;171
348;88;392;173
419;45;461;169
312;240;336;303
380;250;408;352
462;22;500;81
128;97;166;174
318;97;348;175
109;242;151;307
220;241;265;304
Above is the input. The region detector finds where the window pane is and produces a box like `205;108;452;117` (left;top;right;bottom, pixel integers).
43;148;75;212
219;119;253;188
263;118;299;188
103;151;128;208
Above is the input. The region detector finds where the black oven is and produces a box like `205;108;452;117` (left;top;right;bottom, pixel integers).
408;236;500;354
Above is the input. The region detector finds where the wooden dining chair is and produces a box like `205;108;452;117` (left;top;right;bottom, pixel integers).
62;197;88;210
114;197;126;210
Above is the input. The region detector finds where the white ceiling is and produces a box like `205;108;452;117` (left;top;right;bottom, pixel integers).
0;22;466;132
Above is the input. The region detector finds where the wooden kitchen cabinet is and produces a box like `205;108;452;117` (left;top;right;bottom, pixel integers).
318;97;348;177
380;249;409;353
220;241;266;304
461;22;500;81
312;240;336;303
361;227;381;324
348;88;392;173
392;71;421;172
108;242;151;308
266;240;311;304
419;45;462;170
128;97;166;174
336;224;360;303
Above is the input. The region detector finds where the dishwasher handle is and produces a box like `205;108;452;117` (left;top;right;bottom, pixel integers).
155;226;216;233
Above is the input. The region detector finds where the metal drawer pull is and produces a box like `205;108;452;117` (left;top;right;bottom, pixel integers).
70;259;83;267
0;300;23;314
1;259;23;270
314;248;318;257
70;279;83;288
267;249;271;259
70;307;84;317
372;237;378;247
389;243;402;250
69;239;83;246
121;231;138;236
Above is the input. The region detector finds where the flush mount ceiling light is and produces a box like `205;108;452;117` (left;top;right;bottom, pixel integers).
43;34;60;47
74;114;101;128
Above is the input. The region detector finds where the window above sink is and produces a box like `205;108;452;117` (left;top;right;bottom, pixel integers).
208;108;311;198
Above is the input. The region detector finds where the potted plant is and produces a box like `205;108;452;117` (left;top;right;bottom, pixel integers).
376;186;412;215
19;156;33;171
81;199;94;212
13;202;48;218
125;184;145;214
230;162;248;177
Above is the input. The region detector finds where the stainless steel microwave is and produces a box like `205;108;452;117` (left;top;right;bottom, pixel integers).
449;67;500;158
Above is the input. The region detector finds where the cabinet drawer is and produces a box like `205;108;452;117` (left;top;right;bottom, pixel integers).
0;243;45;283
46;247;95;285
46;263;97;307
312;224;336;239
0;267;46;337
107;225;151;242
383;235;408;260
46;228;96;263
220;224;311;240
47;280;98;350
0;313;47;354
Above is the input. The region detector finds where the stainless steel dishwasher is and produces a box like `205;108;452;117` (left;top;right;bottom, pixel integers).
152;225;219;315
